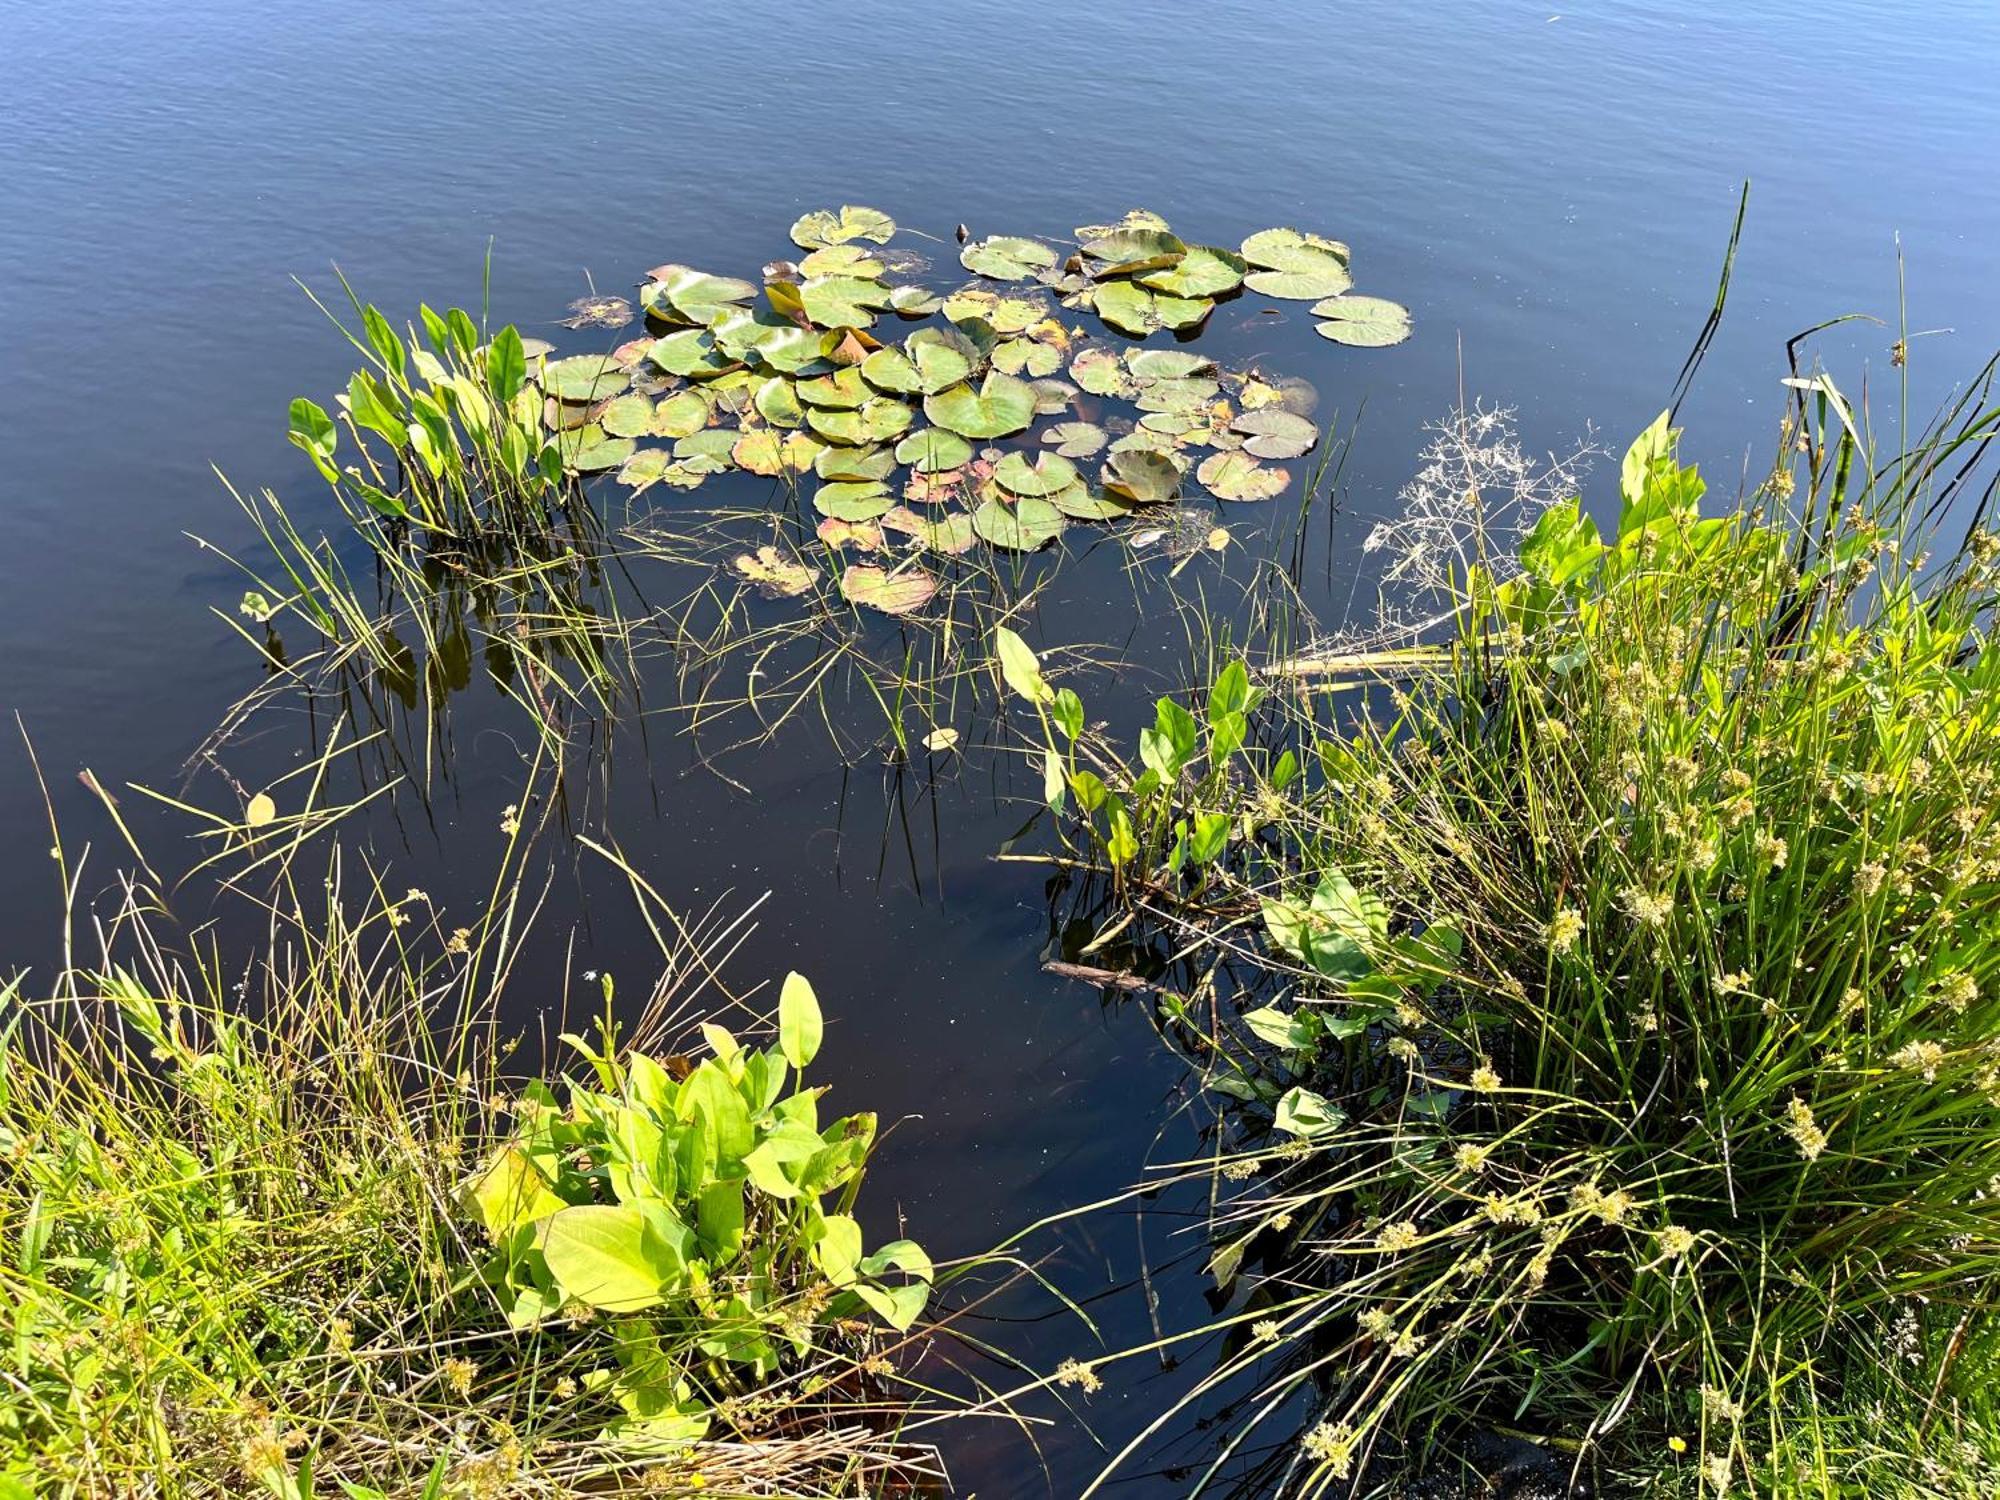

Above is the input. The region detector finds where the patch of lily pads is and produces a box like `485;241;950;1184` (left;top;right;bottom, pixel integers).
526;207;1409;615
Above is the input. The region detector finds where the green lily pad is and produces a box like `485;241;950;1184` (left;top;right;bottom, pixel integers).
731;428;794;477
814;481;894;521
752;378;802;429
916;512;979;555
1049;486;1136;521
889;285;945;317
733;544;818;598
1092;281;1211;337
1080;227;1187;277
562;426;636;473
648;330;737;379
991;337;1062;378
1043;420;1108;458
799;244;886;279
861;345;922;394
660;456;727;488
541;355;631;402
1128;349;1216;381
1075;209;1172;241
877;504;930;539
673;429;738;465
1103;448;1183;504
791;205;897;251
1198;449;1291;501
1231;408;1319;459
645;266;758;326
1071;346;1135;397
1240;228;1353;299
748;325;837;375
617;447;671;492
895;428;974;473
597;393;656;438
960;235;1059;281
808;397;912;445
1311;294;1413;347
944;289;1045;336
816;444;896;482
1138;245;1247;299
796;366;871;410
818;516;885;551
972;496;1067;551
1029;379;1076;415
839;564;938;616
906;332;976;394
1134;376;1222;415
924;372;1037;440
993;451;1080;498
799;275;891;330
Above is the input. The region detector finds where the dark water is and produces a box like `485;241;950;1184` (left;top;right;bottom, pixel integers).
4;0;1999;1490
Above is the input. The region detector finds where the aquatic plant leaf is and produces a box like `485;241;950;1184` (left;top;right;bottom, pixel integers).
538;1205;675;1311
790;205;897;250
904;467;965;504
616;447;671;491
1075;208;1172;241
816;516;885;550
1092;281;1212;337
1103;447;1182;504
916;512;978;555
895;428;974;473
1128;349;1215;381
814;481;893;520
1231;407;1319;459
733;545;817;597
674;428;738;465
924;372;1036;440
889;285;944;316
245;792;277;827
1244;265;1352;299
972;496;1067;551
648;330;736;379
908;338;973;395
1242;227;1351;273
840;564;938;615
778;971;823;1070
960;235;1059;281
993;451;1080;499
1197;449;1291;501
799;244;885;279
1043;420;1108;458
1138;245;1246;298
566;432;637;473
731;428;815;478
1070;346;1134;397
751;378;802;429
796;366;871;409
1049;486;1135;520
749;325;837;375
1029;378;1076;415
1080;227;1187;278
597;393;656;438
922;727;960;752
799;275;891;330
816;443;895;482
1134;376;1221;415
541;355;631;402
651;267;759;326
1311;294;1413;347
991;338;1061;377
878;504;929;538
860;346;922;394
807;397;912;445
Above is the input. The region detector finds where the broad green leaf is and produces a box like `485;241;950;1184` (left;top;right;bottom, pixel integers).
993;626;1050;704
538;1204;678;1311
1310;295;1412;348
779;970;823;1069
925;372;1037;440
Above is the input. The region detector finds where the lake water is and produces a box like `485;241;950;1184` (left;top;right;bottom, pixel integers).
4;0;1998;1490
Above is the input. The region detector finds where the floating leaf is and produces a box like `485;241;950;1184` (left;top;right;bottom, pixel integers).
796;366;871;409
960;235;1058;281
648;330;736;379
1103;447;1182;503
791;205;897;251
1075;208;1172;241
1080;227;1187;277
896;428;974;473
992;338;1061;377
1029;378;1076;415
1134;376;1221;415
993;451;1080;498
916;512;978;555
560;294;633;330
1231;408;1319;459
1240;228;1353;299
1050;486;1135;521
751;378;801;429
617;447;672;491
1091;281;1211;337
878;504;930;538
1128;349;1215;381
840;564;938;615
646;266;759;326
597;393;656;438
808;398;912;446
799;276;891;330
674;429;737;466
814;481;894;521
799;244;885;279
1070;346;1134;398
1043;420;1108;458
925;372;1036;440
817;516;885;550
733;545;818;597
816;444;896;482
972;495;1068;551
889;284;945;317
1198;449;1291;501
861;346;922;394
1311;294;1413;347
541;355;630;402
904;467;966;504
922;727;960;752
907;336;974;395
245;792;277;827
731;428;788;476
566;432;637;473
1138;245;1246;299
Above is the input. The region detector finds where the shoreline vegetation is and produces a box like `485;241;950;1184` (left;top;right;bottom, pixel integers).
8;203;2000;1498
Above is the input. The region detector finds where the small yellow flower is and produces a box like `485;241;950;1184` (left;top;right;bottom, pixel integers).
1656;1224;1696;1258
441;1357;477;1397
1054;1357;1103;1393
1469;1062;1502;1093
1547;906;1584;955
1377;1221;1421;1253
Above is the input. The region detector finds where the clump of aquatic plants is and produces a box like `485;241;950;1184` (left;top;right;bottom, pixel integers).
0;821;943;1497
1000;372;2000;1494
